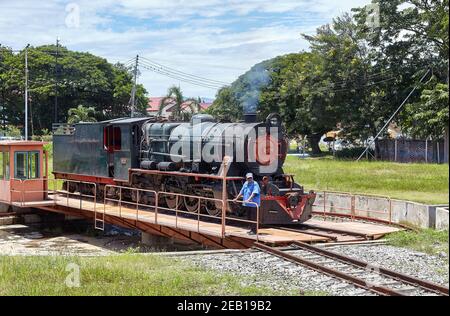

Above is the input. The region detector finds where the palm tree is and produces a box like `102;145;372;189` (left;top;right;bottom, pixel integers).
67;105;97;124
158;86;201;121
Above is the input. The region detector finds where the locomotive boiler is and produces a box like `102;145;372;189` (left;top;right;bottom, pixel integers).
53;113;315;225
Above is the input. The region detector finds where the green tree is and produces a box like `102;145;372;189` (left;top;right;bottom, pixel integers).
353;0;449;139
67;105;97;124
0;125;21;138
180;1;450;154
0;45;148;133
404;80;449;138
206;87;242;122
158;86;200;121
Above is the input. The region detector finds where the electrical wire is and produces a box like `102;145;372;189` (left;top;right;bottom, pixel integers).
140;56;231;85
139;61;228;89
139;60;226;88
140;63;224;89
140;63;224;90
139;62;227;89
328;77;397;93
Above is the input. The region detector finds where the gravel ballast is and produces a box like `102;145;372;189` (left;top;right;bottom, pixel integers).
326;244;449;287
180;244;449;296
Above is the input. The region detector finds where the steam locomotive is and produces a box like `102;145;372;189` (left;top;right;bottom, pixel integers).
53;113;315;225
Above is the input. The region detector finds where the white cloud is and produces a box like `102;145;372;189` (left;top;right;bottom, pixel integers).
0;0;371;98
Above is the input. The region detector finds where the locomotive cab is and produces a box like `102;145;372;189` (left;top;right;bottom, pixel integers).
53;117;150;183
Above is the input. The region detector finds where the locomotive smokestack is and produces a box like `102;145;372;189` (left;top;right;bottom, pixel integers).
244;112;257;123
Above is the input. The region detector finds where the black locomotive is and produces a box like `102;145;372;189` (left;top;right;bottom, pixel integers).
53;113;315;225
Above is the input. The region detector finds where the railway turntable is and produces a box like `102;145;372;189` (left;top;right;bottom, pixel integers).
0;139;403;249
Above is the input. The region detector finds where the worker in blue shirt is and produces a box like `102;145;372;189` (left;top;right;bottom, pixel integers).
234;173;261;234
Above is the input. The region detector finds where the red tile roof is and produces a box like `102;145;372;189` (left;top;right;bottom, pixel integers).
148;97;167;112
147;97;213;113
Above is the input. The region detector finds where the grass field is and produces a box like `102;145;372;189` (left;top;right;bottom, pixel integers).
0;254;291;296
386;229;449;256
284;156;449;204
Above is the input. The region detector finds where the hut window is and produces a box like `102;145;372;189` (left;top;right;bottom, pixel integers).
4;151;9;180
0;151;7;180
0;151;3;180
15;152;27;179
14;151;39;179
28;152;40;179
0;151;5;180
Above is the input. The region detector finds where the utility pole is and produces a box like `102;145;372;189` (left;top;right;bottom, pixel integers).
54;37;59;123
30;93;34;137
130;55;139;118
24;44;30;141
356;69;431;161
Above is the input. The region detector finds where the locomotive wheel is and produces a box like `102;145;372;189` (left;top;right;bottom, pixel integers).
162;179;183;210
164;192;182;210
203;200;221;217
184;196;200;213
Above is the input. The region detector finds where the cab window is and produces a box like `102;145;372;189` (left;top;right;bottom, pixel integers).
104;126;122;151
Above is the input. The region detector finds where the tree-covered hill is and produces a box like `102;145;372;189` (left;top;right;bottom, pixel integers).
207;0;449;154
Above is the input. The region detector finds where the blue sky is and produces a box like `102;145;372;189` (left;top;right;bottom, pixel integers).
0;0;371;98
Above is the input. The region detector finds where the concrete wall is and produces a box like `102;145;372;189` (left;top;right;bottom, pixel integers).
390;200;433;228
436;207;449;231
313;192;449;230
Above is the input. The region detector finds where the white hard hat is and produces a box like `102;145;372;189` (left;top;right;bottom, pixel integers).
246;173;253;179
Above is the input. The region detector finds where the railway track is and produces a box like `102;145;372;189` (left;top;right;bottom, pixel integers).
254;241;449;296
273;224;370;243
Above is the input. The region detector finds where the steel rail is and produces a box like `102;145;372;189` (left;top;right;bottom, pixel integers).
253;242;405;296
291;241;449;296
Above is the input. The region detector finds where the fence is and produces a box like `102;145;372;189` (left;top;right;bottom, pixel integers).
101;184;261;240
375;138;447;163
4;180;262;240
312;191;393;224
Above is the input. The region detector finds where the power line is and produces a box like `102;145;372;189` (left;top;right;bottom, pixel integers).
140;61;226;89
140;61;227;89
139;60;226;87
311;76;397;94
120;57;136;66
329;77;397;93
140;56;230;85
320;70;394;88
140;63;223;89
140;63;223;90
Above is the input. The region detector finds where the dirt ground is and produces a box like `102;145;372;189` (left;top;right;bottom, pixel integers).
0;224;141;256
0;220;207;256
